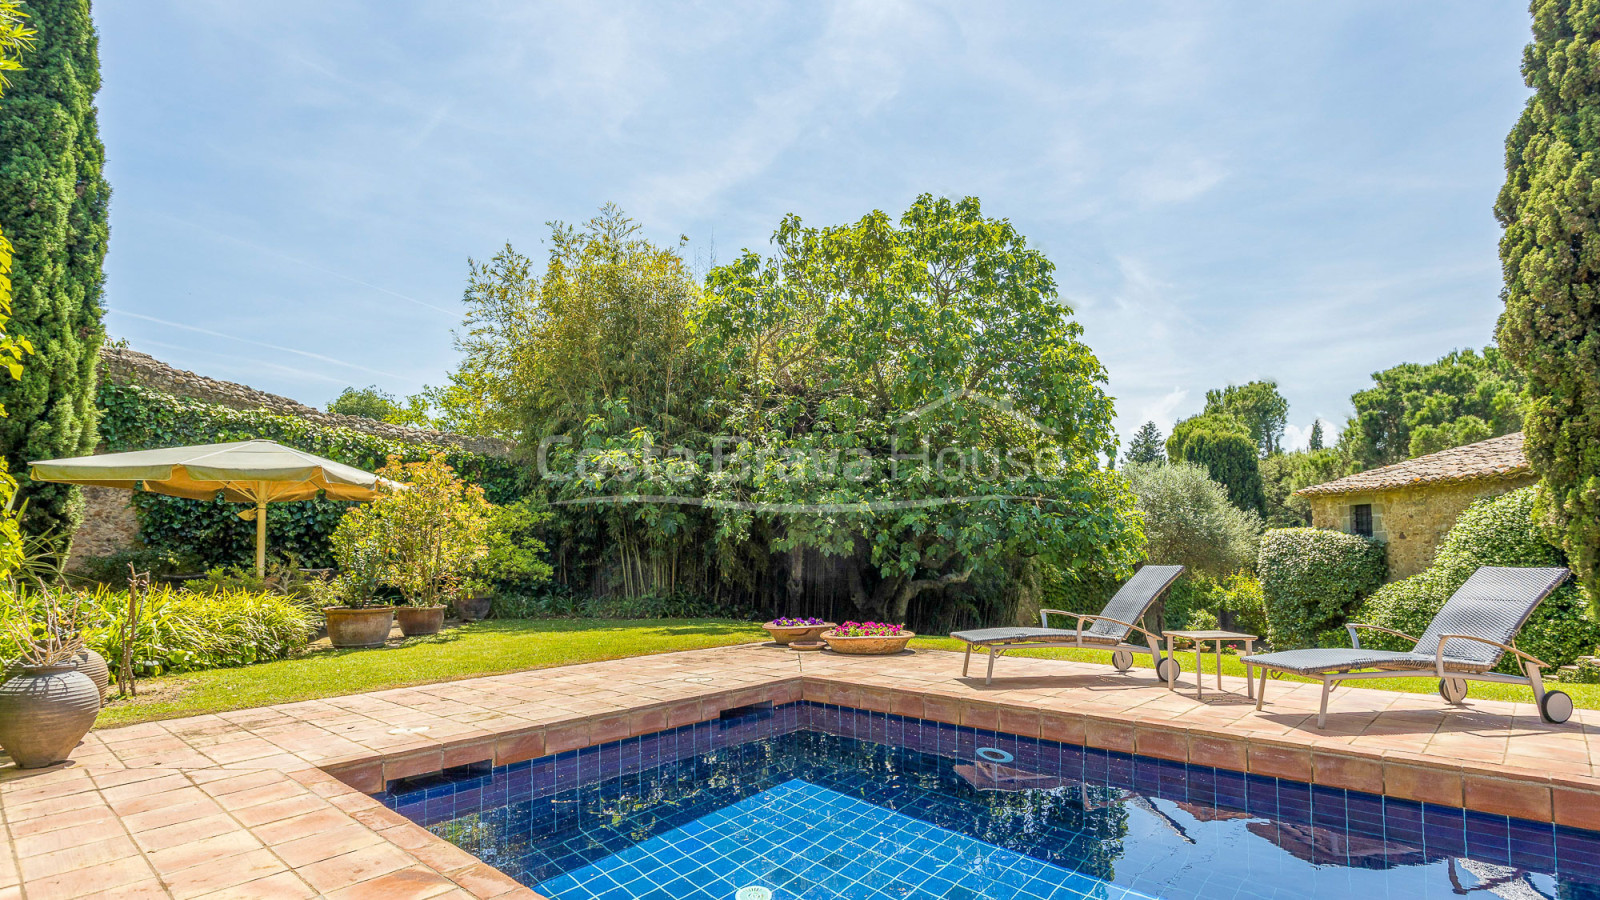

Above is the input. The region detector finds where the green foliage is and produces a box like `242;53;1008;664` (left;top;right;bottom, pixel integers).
1307;420;1324;451
693;194;1141;623
1260;448;1358;528
0;584;315;677
1122;421;1165;466
1408;415;1493;459
1123;461;1260;577
1167;413;1265;513
1496;1;1600;611
327;385;432;427
472;498;553;595
1340;347;1524;470
1356;486;1600;672
1258;527;1386;649
97;379;529;570
332;455;490;608
453;208;708;444
66;547;198;587
1204;380;1289;457
0;0;110;540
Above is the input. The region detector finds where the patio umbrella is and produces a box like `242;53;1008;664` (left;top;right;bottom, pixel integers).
29;439;393;576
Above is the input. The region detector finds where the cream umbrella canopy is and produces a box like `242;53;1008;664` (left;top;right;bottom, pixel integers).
29;439;394;576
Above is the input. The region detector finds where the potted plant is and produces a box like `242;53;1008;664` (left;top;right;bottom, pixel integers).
763;616;834;645
0;586;101;768
821;621;916;655
319;575;396;648
324;520;395;649
333;455;491;639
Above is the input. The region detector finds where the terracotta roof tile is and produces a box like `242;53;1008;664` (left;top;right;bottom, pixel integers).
1295;431;1529;496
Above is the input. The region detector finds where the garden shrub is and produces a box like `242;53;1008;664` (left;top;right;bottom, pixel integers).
67;547;200;587
1258;528;1386;649
1124;461;1261;577
0;585;317;678
1355;485;1600;672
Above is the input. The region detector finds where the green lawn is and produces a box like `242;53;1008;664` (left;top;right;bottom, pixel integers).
912;636;1600;710
95;622;1600;730
95;618;767;729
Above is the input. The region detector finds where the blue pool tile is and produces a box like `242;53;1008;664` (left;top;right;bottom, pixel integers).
382;702;1600;900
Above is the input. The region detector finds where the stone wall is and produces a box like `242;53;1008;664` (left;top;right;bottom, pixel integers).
1308;473;1537;581
68;486;143;566
100;347;513;458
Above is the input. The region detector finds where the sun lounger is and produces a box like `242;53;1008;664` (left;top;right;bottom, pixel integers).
1243;566;1572;727
950;565;1185;685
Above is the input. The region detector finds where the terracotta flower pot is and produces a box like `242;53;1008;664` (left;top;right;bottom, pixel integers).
325;607;395;648
72;648;110;703
455;594;492;622
762;621;835;645
0;665;101;768
397;606;446;637
820;630;916;655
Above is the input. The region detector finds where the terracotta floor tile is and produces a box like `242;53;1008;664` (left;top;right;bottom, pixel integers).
146;828;264;874
18;834;139;882
298;842;415;894
131;814;241;854
22;854;153;900
191;870;316;899
163;849;287;900
324;866;457;900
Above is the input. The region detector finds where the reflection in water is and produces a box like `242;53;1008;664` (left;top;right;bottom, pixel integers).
384;702;1600;900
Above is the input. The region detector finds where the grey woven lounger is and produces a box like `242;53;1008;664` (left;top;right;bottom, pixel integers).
951;565;1185;685
1243;566;1573;728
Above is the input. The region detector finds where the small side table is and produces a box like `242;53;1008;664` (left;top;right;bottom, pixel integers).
1162;630;1257;700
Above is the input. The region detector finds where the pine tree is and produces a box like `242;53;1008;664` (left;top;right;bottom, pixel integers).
1307;420;1324;451
1496;0;1600;609
1123;421;1166;466
0;0;109;540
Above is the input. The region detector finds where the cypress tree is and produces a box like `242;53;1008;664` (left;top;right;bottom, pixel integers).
0;0;109;540
1307;420;1324;451
1496;0;1600;609
1167;413;1265;514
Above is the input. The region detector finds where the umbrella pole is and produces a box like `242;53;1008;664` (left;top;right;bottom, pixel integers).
255;483;268;578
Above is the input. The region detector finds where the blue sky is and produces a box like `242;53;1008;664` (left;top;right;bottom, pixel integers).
95;1;1532;451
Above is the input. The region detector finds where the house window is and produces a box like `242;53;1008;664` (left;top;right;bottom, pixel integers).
1352;504;1373;537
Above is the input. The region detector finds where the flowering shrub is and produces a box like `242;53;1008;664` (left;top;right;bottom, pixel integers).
834;621;906;637
771;616;825;627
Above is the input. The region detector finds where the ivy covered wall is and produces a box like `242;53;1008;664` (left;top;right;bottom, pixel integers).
88;379;530;570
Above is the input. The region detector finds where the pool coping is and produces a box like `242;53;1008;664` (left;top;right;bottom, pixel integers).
317;673;1600;830
3;645;1598;898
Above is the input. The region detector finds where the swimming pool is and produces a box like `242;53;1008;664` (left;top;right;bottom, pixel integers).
380;702;1600;899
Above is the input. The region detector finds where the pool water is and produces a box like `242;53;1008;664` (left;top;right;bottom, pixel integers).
380;702;1600;899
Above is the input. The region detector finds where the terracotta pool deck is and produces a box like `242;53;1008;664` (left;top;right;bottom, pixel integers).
3;643;1598;899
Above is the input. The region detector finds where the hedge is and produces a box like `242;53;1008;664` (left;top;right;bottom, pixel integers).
94;381;532;569
1355;485;1600;672
1258;528;1386;649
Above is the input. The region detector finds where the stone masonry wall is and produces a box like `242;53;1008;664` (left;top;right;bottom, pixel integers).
69;486;143;565
99;347;513;458
1308;473;1537;581
67;347;517;568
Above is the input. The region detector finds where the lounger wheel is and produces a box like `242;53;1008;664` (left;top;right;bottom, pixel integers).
1112;650;1134;672
1438;678;1468;705
1540;690;1574;725
1154;657;1179;682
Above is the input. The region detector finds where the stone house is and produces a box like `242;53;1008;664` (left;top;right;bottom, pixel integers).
1295;432;1536;581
